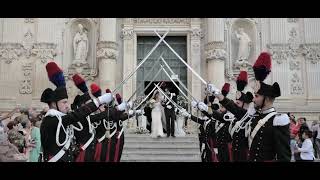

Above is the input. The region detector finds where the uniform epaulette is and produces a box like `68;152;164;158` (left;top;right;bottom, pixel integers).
273;113;290;126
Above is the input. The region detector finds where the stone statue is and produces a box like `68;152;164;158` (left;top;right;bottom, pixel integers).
235;28;251;63
73;24;89;63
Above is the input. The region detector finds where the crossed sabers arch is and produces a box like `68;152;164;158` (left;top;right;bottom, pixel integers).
112;30;211;111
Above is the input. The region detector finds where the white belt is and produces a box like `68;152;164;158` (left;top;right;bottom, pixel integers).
81;132;95;150
48;137;71;162
248;112;277;149
98;134;106;143
215;121;224;133
107;129;117;139
117;128;124;139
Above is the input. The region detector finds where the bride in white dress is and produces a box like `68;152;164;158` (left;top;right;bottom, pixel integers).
149;90;165;138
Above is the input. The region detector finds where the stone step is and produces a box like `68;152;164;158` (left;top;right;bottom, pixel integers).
120;154;201;162
123;149;200;155
123;142;198;149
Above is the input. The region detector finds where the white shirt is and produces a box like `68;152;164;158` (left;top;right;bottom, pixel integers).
298;138;315;160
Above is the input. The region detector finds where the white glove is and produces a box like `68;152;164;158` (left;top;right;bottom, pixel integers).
180;109;191;118
136;109;144;115
127;101;133;109
128;110;134;115
166;105;172;109
117;102;127;111
198;102;208;112
207;84;221;96
97;93;113;105
191;101;198;108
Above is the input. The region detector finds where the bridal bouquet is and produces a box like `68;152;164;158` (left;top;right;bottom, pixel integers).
177;94;188;110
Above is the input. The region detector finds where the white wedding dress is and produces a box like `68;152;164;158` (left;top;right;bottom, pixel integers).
174;115;186;137
150;101;165;138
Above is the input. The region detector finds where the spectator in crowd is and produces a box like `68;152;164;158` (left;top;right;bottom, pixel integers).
0;107;20;131
0;126;27;162
6;119;26;153
21;118;36;161
295;130;315;162
28;117;41;162
311;120;320;159
288;113;297;161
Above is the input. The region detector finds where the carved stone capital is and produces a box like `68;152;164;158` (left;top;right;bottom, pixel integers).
97;41;118;60
24;18;35;23
121;27;134;40
287;18;299;23
31;43;58;63
301;44;320;64
206;48;227;61
0;43;23;64
190;28;204;40
205;42;225;51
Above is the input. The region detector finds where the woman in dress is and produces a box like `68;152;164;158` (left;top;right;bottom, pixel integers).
149;90;165;138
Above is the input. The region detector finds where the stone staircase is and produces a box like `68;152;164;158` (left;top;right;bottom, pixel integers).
121;134;201;162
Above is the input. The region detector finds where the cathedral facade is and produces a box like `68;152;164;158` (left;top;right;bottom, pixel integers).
0;18;319;125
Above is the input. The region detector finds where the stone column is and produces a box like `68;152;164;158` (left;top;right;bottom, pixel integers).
97;18;118;92
121;20;135;100
121;19;136;132
187;19;204;133
206;18;227;90
190;18;203;102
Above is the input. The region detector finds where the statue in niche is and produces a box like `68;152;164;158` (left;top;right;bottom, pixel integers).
235;28;251;65
73;24;89;64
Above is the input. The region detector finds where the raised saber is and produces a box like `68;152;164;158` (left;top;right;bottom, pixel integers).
154;83;184;111
112;30;169;93
160;64;192;103
129;66;163;103
127;56;163;102
160;56;198;102
154;30;207;86
134;81;163;110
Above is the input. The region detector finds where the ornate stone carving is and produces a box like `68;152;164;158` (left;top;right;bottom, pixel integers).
96;41;118;60
190;28;204;39
19;64;32;94
287;18;299;23
24;18;35;23
121;27;134;40
289;60;300;70
301;44;320;64
0;43;23;64
22;29;35;58
206;49;227;61
205;42;225;50
133;18;190;25
290;72;303;95
31;43;57;63
267;44;289;64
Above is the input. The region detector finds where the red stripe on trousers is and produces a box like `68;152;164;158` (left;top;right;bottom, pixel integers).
94;142;102;162
227;143;233;162
105;139;111;162
209;138;218;162
75;144;85;162
114;133;121;162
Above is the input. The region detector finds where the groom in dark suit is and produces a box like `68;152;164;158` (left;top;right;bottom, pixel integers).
163;86;177;137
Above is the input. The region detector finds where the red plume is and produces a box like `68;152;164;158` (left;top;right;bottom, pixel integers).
46;62;62;79
90;83;101;94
